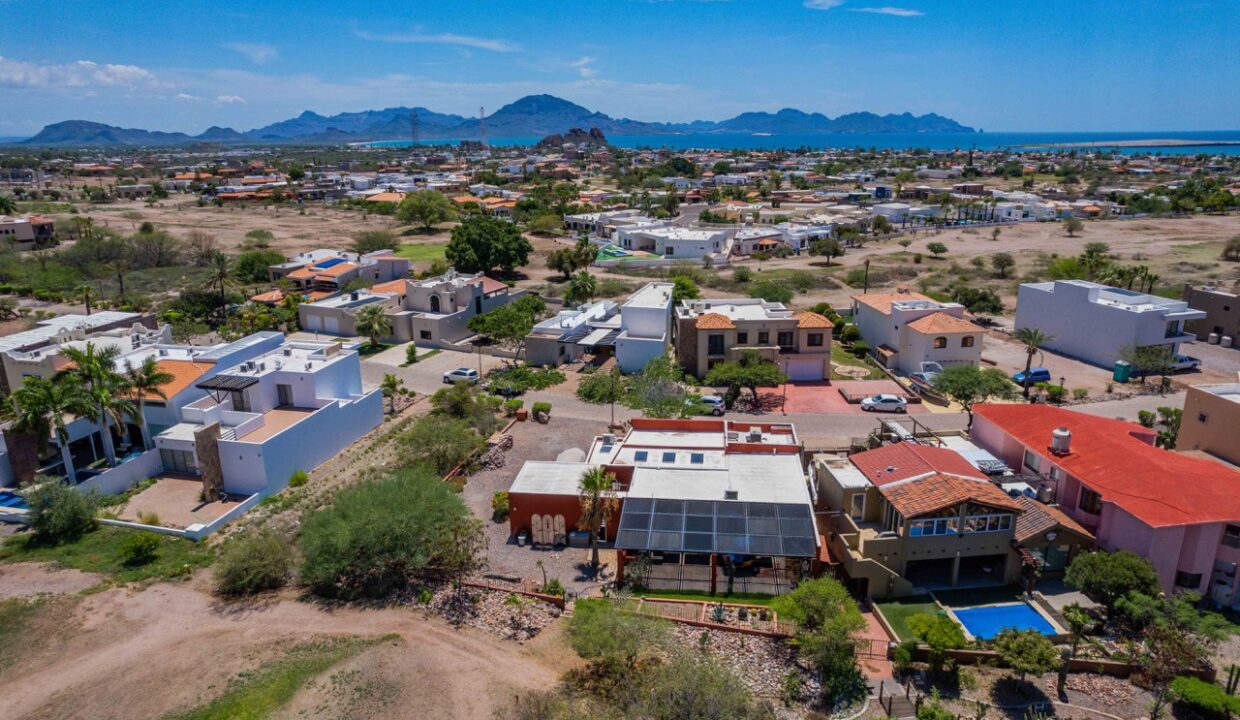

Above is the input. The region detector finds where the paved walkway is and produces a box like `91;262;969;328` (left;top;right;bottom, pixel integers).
858;607;895;680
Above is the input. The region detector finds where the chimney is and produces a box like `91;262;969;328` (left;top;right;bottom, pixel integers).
1050;427;1072;456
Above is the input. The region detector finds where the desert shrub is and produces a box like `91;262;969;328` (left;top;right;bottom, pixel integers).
137;511;161;526
576;371;627;404
642;652;774;720
1171;676;1240;718
1044;384;1066;403
1072;387;1089;400
851;340;872;358
398;415;486;476
839;325;862;343
542;578;565;596
20;478;100;544
748;279;793;304
732;266;752;283
503;398;524;416
299;467;483;599
405;343;418;364
288;469;309;487
486;365;565;396
119;531;161;566
215;528;294;596
531;401;552;422
491;490;510;520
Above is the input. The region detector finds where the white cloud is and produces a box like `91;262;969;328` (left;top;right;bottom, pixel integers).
223;42;279;65
175;92;202;102
216;95;246;104
570;57;597;78
353;29;520;52
803;0;845;9
0;55;158;88
849;6;924;16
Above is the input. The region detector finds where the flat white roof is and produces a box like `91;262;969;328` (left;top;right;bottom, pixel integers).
627;453;809;504
817;456;871;489
623;282;674;309
0;312;143;353
510;461;597;495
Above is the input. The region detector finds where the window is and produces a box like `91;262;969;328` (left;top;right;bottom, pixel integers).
758;331;770;345
737;332;749;344
933;336;947;349
1224;525;1240;549
1023;449;1043;473
707;334;725;356
961;512;1011;534
807;333;824;347
634;451;649;462
961;336;975;348
662;452;676;463
1199;412;1209;424
909;518;959;537
690;453;704;464
850;493;865;520
777;331;794;348
1175;571;1203;589
419;330;432;340
1078;487;1103;515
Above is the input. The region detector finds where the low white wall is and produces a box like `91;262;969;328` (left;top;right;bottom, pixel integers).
77;449;164;496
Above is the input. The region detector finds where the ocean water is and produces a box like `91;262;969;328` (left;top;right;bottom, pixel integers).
366;130;1240;155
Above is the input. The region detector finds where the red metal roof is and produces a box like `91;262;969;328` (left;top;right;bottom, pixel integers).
973;403;1240;528
849;442;989;487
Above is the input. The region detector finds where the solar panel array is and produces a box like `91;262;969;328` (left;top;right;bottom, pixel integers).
614;498;817;557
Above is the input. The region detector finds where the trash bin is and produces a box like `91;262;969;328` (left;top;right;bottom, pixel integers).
1112;360;1132;383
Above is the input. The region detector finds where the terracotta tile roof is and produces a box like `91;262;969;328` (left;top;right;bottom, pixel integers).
366;192;406;203
134;360;214;401
881;473;1024;519
306;290;334;301
478;276;509;295
852;290;934;315
795;311;833;329
850;443;989;487
315;262;359;279
370;279;408;295
250;290;284;304
695;312;736;330
906;312;982;334
1013;495;1095;544
286;267;317;280
973;403;1240;528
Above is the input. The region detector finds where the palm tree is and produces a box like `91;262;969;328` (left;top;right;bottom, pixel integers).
354;304;392;348
57;343;134;466
578;466;618;572
380;373;405;414
76;285;95;316
1015;327;1054;399
203;252;235;318
124;357;174;450
565;271;597;306
0;195;16;215
9;376;92;483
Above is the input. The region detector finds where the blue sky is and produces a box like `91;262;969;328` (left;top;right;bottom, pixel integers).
1;0;1237;136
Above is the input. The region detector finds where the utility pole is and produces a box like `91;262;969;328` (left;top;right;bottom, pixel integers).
479;106;488;151
863;258;871;293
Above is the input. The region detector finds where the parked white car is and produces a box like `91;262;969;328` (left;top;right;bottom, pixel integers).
699;394;726;416
443;367;480;384
860;394;908;413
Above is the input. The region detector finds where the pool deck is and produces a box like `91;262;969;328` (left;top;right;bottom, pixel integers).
118;475;243;529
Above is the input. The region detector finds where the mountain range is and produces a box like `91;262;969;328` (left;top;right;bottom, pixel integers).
15;94;974;147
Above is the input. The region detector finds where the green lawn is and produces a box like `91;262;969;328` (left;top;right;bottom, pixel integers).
874;595;941;641
931;585;1025;608
633;589;778;607
831;344;885;380
0;526;214;584
394;243;447;262
164;636;391;720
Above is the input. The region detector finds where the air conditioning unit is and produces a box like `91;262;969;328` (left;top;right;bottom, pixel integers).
600;434;616;445
747;430;763;443
726;431;739;441
724;489;738;500
282;348;292;356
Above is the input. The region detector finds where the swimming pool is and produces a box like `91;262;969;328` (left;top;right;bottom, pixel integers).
952;602;1056;640
0;490;28;509
314;257;345;269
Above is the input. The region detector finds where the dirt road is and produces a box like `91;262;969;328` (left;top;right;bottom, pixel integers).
0;568;561;720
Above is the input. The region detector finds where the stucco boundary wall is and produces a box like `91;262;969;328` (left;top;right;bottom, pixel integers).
595;257;732;270
97;491;263;541
77;449;164;495
628;597;795;638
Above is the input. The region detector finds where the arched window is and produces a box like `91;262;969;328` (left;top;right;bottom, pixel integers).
961;336;975;348
933;336;947;349
430;295;441;313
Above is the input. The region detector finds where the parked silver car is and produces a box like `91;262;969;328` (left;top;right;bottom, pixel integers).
860;394;908;413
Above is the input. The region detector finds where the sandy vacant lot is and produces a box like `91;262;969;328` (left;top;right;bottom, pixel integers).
0;566;563;720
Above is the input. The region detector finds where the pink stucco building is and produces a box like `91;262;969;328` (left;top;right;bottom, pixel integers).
971;403;1240;605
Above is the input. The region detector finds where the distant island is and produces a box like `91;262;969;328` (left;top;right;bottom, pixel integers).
13;94;975;147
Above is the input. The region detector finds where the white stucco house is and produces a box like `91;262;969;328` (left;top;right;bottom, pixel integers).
524;283;674;373
852;289;985;374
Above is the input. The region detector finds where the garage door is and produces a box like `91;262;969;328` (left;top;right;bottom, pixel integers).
304;314;321;331
784;357;825;381
323;315;340;334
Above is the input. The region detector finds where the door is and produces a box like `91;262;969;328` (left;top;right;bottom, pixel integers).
323;315;340;334
784;357;825;381
304;314;321;331
277;383;294;407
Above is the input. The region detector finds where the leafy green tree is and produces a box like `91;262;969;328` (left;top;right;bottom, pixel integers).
810;237;844;266
991;628;1062;680
1155;406;1182;449
214;528;293;596
235;249;285;283
564;271;597;306
1222;236;1240;262
526;212;562;235
1014;327;1054;398
466;294;545;363
299;467;483;599
576;369;626;405
950;286;1004;314
671;276;699;304
242;228;275;249
567;597;668;670
908;612;967;675
350;229;398;255
20;476;100;543
931;365;1017;423
428;382;502;435
578;467;618;571
991;252;1015;278
397;189;456;230
1064;550;1160;619
774;577;867;706
748;279;793;304
1118;343;1175;383
926;241;948;258
445;215;532;274
642;652;774;720
704;350;786;404
1064;217;1084;237
354;303;392;348
626;354;694;419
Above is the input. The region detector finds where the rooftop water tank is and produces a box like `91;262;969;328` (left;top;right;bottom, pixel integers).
1050;427;1072;455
